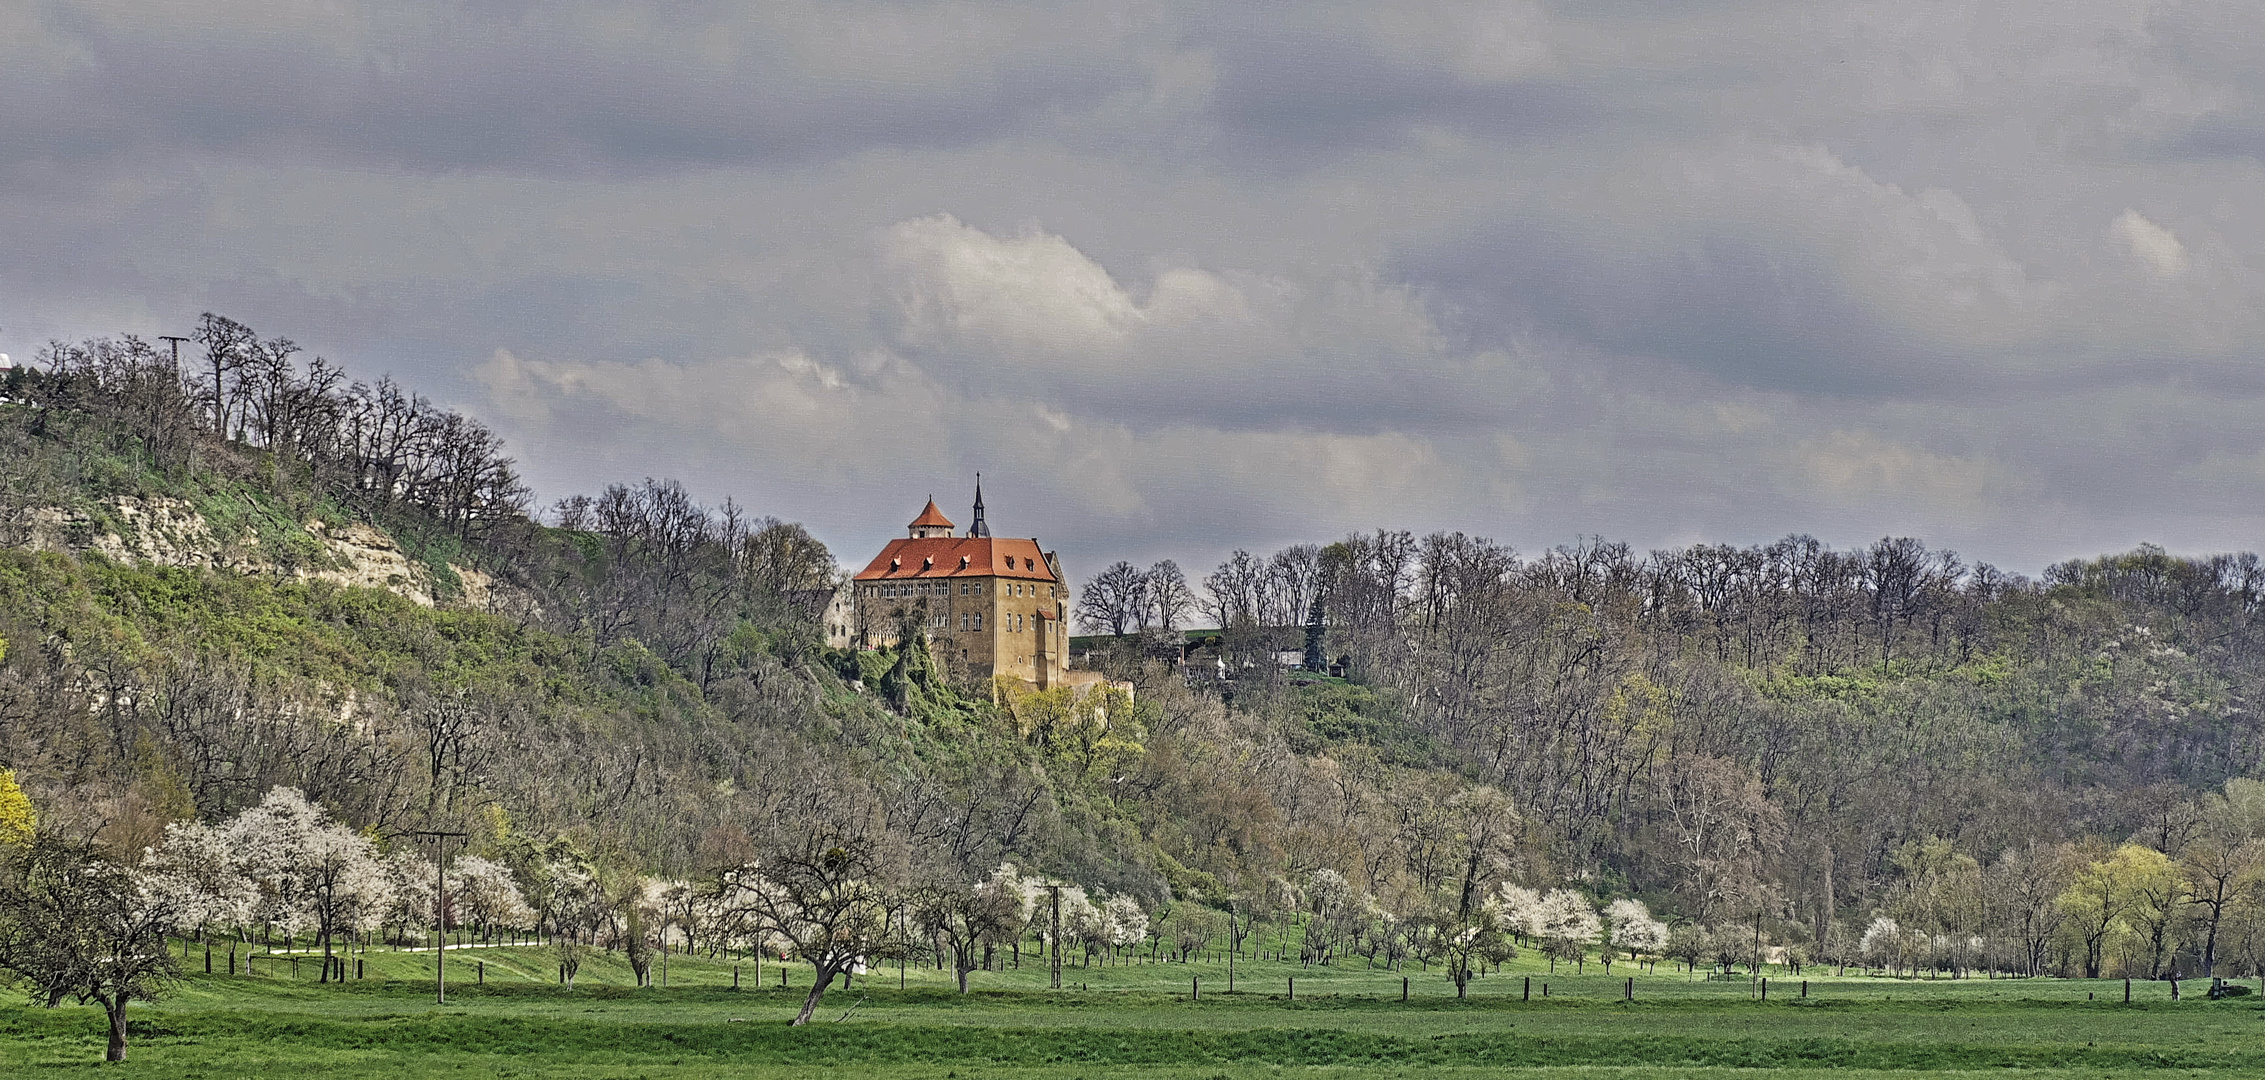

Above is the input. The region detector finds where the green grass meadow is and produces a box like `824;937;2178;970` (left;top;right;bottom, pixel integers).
7;944;2265;1077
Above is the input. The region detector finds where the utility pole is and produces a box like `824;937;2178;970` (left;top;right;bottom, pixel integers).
408;830;468;1005
157;335;193;473
1226;900;1236;992
1046;885;1063;990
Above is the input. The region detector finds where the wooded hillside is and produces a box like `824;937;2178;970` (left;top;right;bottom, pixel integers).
6;316;2265;985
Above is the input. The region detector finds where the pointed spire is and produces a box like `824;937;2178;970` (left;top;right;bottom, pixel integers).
969;473;991;538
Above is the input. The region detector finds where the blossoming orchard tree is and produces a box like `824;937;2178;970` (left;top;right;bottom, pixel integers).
1604;898;1670;970
142;818;257;942
1535;889;1602;972
143;789;394;981
242;789;395;980
453;855;534;941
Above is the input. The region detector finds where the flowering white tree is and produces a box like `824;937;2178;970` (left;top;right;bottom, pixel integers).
540;853;610;945
144;788;392;981
980;863;1041;964
1860;915;1902;974
1535;889;1602;970
1302;869;1359;962
293;829;387;980
141;820;255;941
1489;884;1543;943
239;790;392;981
1605;898;1670;966
1103;894;1149;954
454;856;533;941
1060;888;1104;963
380;851;438;944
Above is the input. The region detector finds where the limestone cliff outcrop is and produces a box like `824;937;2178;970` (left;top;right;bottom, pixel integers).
12;495;519;613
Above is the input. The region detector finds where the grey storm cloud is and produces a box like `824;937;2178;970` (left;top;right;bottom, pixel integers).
0;2;1148;180
6;0;2265;578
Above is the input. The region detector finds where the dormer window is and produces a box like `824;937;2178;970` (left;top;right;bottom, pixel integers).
923;556;933;569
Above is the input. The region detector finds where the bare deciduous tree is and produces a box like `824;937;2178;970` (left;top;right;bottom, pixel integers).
0;833;180;1062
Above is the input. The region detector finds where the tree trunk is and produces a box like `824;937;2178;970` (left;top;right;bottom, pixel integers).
2204;912;2221;977
105;998;129;1062
791;966;833;1026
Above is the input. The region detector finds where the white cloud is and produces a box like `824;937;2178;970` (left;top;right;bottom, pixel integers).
2112;208;2190;277
1792;429;2003;511
883;213;1144;357
878;213;1486;430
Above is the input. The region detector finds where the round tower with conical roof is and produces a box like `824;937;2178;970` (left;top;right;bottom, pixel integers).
908;498;955;539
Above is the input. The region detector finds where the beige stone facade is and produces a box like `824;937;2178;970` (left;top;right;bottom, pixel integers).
839;494;1071;688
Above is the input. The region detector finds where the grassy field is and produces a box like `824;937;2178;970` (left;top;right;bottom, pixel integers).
6;942;2264;1077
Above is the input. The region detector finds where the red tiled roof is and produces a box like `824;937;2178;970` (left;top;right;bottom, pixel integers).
909;500;954;530
853;536;1057;581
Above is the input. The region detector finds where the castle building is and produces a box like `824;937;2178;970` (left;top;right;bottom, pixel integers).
838;481;1070;688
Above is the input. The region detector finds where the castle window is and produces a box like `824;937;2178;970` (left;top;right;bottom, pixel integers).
974;613;983;630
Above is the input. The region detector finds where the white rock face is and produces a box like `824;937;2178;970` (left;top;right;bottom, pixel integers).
23;497;226;570
302;519;433;606
12;495;522;612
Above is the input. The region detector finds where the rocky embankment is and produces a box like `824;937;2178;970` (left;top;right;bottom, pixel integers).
12;495;511;612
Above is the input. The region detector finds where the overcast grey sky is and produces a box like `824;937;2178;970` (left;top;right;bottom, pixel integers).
5;1;2264;576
